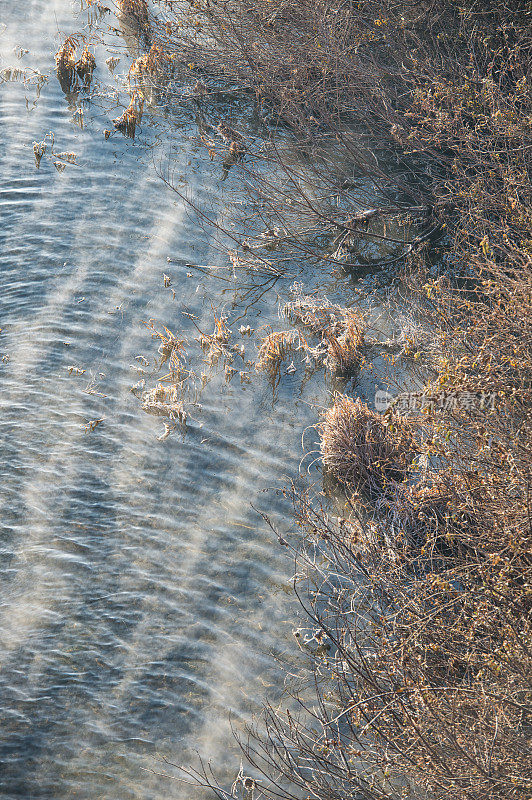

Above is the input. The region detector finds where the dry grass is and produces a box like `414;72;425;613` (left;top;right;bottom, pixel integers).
76;45;96;87
281;289;346;336
325;310;364;376
198;310;234;368
281;290;366;377
117;0;151;47
141;383;187;423
320;395;417;495
117;0;149;21
113;91;144;138
255;329;302;384
54;37;78;92
55;36;96;93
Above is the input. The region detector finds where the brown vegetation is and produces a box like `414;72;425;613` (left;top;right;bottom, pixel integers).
113;91;144;138
55;36;96;94
325;311;365;376
255;330;301;385
76;45;96;87
320;396;417;495
55;36;78;90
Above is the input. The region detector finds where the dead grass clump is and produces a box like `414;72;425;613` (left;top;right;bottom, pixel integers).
55;37;78;92
141;384;187;423
113;91;144;138
228;250;282;277
198;311;233;368
76;46;96;87
280;287;365;376
222;139;246;178
33;140;47;169
117;0;149;20
143;320;187;380
281;289;344;336
325;309;365;376
117;0;151;44
320;396;417;495
129;44;171;83
255;329;302;384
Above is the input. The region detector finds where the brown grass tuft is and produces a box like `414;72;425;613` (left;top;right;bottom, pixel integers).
55;37;78;92
113;92;144;138
76;46;96;87
320;395;417;495
117;0;149;28
255;329;301;384
325;309;365;376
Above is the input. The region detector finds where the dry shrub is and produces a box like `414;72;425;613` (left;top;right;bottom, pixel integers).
117;0;149;21
198;310;234;368
282;295;342;335
129;43;172;85
55;36;97;93
247;473;532;800
320;396;417;495
54;36;78;92
364;472;479;568
141;383;187;423
117;0;151;46
281;289;366;376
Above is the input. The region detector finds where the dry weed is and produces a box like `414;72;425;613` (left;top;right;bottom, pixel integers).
76;45;96;87
325;310;365;376
320;395;417;495
55;36;78;92
141;383;187;423
113;91;144;138
255;329;302;384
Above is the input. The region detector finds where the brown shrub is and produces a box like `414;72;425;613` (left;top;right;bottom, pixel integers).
113;92;144;138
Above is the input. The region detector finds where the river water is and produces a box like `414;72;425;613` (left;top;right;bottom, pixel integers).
0;2;403;798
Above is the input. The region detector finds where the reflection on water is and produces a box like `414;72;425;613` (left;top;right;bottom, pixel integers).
0;3;321;798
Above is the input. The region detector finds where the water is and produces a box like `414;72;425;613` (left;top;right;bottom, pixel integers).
0;3;326;797
0;2;413;797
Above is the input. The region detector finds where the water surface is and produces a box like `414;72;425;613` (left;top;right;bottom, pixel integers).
0;3;325;797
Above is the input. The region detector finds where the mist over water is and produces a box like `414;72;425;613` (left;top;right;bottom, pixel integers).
0;3;330;797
